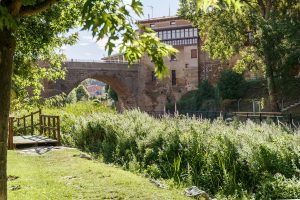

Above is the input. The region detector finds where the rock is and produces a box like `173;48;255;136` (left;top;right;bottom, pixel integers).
185;186;210;199
10;185;21;191
74;153;92;160
149;178;168;189
62;176;77;180
7;175;19;181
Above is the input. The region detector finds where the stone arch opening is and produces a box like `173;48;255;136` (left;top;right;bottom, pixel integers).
42;61;139;111
68;76;129;111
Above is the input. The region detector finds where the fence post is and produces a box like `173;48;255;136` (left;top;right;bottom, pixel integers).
47;116;51;137
259;113;262;124
39;115;42;135
31;112;34;135
53;117;56;139
57;116;61;145
289;113;292;127
23;116;26;134
8;117;14;150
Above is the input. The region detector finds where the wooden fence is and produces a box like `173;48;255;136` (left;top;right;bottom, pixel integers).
8;110;60;149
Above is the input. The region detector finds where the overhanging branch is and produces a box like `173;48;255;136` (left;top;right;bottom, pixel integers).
19;0;57;17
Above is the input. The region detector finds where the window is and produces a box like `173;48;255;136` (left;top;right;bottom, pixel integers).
166;31;171;39
163;31;167;40
158;31;163;40
176;29;180;39
172;70;176;85
170;54;177;61
193;28;198;37
189;28;194;37
150;24;156;28
170;21;176;25
151;71;157;81
180;29;185;38
172;30;176;39
185;29;189;37
191;49;198;58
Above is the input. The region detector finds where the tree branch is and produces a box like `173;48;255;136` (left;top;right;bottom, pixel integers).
19;0;57;17
10;0;22;17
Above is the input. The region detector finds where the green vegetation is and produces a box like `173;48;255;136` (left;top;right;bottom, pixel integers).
217;70;245;100
34;104;299;199
75;85;90;102
8;149;188;200
171;80;218;112
1;0;177;197
179;0;300;111
106;85;118;102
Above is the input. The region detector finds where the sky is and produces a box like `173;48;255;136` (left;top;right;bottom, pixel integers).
62;0;180;60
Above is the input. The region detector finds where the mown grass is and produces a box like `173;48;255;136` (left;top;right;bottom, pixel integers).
8;148;189;200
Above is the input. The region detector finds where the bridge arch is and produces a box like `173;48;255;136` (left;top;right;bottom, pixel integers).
43;61;140;111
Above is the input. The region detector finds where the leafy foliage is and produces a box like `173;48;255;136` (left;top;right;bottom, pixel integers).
81;0;177;79
107;86;118;101
39;108;300;198
66;90;77;104
75;85;90;101
1;0;177;110
170;81;218;112
179;0;300;110
196;80;216;109
217;70;245;99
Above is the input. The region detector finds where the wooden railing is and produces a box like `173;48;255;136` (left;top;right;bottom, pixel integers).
39;115;60;143
8;110;61;149
13;109;41;135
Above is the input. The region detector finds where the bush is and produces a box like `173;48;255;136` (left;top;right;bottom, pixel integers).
44;93;67;107
218;70;245;99
108;86;118;101
195;80;218;110
76;85;90;101
256;174;300;199
172;80;218;112
66;90;77;104
55;109;300;198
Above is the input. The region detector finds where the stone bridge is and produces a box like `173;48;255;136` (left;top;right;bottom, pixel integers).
43;61;141;110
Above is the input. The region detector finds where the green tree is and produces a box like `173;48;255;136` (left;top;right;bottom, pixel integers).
0;0;176;198
179;0;300;111
108;86;118;101
76;85;90;101
196;80;216;109
217;70;245;99
66;89;77;104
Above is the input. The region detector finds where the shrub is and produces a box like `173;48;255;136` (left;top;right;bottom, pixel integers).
108;86;118;101
76;85;90;101
196;80;217;110
217;70;245;99
256;174;300;199
44;93;67;107
66;90;77;104
55;110;300;198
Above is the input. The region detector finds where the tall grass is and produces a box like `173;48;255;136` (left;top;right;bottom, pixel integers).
54;109;300;199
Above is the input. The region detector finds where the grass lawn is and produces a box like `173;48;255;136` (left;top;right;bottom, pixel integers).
8;148;189;200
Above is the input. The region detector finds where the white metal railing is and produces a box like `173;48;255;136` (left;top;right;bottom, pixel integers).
66;59;139;64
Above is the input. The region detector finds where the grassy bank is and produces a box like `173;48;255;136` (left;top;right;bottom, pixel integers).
14;102;300;199
8;148;189;200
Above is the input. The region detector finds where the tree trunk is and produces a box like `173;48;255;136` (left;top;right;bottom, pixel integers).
266;64;280;112
0;28;16;200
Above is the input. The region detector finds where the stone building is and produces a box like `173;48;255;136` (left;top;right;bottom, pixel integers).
136;16;230;111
